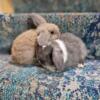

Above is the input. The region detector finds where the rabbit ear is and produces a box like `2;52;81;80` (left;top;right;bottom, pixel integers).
37;32;51;46
52;47;65;71
27;13;47;29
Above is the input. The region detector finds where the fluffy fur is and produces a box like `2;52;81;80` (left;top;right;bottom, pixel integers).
36;32;87;71
36;45;56;71
55;39;68;63
11;14;60;65
53;33;87;71
11;29;37;64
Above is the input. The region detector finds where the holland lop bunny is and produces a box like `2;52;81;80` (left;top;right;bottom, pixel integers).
36;32;87;71
36;45;56;71
11;13;60;64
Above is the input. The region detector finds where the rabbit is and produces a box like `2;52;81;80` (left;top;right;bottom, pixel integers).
36;32;87;71
11;13;60;65
36;45;56;71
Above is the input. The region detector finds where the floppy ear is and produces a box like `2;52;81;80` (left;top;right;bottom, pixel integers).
27;13;47;29
37;32;51;46
52;48;65;71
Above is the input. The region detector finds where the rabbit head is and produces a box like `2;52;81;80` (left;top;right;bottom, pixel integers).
36;23;60;46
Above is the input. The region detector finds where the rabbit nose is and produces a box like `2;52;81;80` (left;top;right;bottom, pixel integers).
42;45;46;48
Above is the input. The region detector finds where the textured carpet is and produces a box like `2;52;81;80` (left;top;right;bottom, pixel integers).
0;54;100;100
0;13;100;99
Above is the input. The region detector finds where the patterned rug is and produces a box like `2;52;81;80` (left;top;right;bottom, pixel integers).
0;54;100;100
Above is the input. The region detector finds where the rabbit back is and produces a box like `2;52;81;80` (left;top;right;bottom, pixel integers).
11;29;37;64
60;33;87;66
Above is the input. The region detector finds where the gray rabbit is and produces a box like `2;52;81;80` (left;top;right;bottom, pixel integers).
36;45;56;71
36;32;87;71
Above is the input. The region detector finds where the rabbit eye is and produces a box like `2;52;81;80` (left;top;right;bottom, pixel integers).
50;31;54;35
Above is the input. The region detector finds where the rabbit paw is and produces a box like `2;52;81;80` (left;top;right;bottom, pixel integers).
44;65;56;72
77;63;84;68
